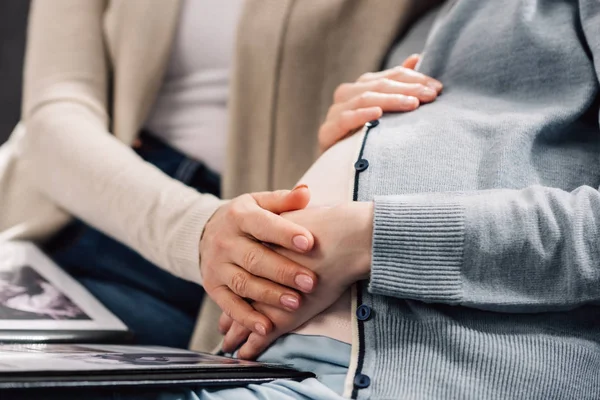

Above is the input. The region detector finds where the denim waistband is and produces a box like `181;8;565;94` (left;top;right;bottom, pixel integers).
136;131;221;198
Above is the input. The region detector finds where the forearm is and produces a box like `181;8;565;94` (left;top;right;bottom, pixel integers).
368;186;600;312
23;103;224;283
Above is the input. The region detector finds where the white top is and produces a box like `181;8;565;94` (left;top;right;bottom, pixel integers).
144;0;244;174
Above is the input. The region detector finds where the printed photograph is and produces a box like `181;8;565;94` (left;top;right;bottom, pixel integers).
0;344;115;354
67;352;244;367
0;344;256;372
0;265;90;321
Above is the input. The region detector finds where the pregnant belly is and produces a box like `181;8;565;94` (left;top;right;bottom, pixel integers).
290;130;365;344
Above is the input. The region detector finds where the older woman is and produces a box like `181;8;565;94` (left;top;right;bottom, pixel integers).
209;0;600;399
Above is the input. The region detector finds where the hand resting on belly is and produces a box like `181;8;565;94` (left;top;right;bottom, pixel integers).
221;132;365;356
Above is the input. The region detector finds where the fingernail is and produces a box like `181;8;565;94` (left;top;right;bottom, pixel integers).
427;81;443;91
292;184;308;192
420;86;437;97
293;235;309;251
280;294;299;310
295;274;314;292
255;323;267;336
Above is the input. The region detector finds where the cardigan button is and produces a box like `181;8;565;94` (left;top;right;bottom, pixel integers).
365;119;380;128
354;159;369;172
354;373;371;389
356;304;372;321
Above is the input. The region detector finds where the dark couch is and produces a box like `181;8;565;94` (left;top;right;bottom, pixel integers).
0;0;30;144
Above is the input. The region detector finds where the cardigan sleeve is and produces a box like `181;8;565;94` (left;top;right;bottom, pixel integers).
369;185;600;312
20;0;225;284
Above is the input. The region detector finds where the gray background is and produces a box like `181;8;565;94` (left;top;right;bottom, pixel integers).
0;0;30;144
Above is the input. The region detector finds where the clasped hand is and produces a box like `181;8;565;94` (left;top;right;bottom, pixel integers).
219;202;374;360
200;186;319;337
199;186;372;359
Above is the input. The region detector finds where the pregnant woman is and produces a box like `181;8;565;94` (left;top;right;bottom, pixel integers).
206;0;600;399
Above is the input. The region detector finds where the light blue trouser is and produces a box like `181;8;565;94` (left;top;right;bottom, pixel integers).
4;335;351;400
161;378;343;400
186;334;350;400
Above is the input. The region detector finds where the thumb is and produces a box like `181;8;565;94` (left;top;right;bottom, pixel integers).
402;53;421;70
251;185;311;215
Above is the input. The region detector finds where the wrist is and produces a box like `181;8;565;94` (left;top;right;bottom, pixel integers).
347;201;373;281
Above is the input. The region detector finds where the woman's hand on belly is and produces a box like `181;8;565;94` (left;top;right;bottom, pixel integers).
318;54;443;153
220;202;374;359
200;186;320;338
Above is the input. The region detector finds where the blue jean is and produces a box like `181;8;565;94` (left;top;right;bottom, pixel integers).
47;133;221;348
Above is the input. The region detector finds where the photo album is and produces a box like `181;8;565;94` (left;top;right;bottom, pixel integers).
0;343;314;390
0;241;313;391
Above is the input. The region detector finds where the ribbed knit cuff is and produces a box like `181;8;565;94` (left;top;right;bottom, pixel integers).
369;195;466;303
169;197;228;285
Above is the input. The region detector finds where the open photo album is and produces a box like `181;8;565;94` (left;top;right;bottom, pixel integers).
0;344;314;389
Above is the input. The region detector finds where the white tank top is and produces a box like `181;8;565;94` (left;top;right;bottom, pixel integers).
144;0;244;174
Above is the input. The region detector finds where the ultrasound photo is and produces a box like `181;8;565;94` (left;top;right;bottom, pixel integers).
0;242;127;335
0;265;90;321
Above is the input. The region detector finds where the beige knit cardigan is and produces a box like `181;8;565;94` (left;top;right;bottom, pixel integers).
0;0;436;351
